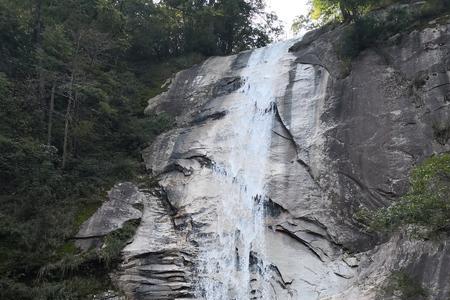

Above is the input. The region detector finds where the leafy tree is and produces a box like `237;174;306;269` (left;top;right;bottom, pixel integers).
292;14;319;35
213;0;283;53
0;0;282;297
311;0;377;21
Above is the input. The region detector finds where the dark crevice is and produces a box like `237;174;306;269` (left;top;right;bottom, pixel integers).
264;198;290;217
291;216;344;249
267;198;335;243
185;155;213;168
275;226;325;262
212;76;245;97
273;102;321;188
371;188;398;199
269;264;294;288
271;129;292;141
190;110;227;125
295;158;320;188
72;234;106;240
334;272;352;279
156;185;178;217
161;163;194;176
292;228;328;240
426;82;450;92
155;154;214;178
128;249;193;261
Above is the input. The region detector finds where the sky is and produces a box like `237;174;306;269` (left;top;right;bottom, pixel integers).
266;0;310;37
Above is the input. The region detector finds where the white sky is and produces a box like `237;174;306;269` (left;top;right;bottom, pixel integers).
266;0;310;36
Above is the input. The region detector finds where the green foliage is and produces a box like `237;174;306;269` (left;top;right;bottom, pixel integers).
338;0;450;59
381;271;428;300
124;0;282;58
339;8;414;59
291;14;320;34
10;220;139;299
311;0;340;21
38;221;139;279
99;220;140;267
0;0;280;296
358;153;450;235
0;72;10;95
310;0;449;23
0;276;109;300
74;199;104;228
305;0;450;60
311;0;378;22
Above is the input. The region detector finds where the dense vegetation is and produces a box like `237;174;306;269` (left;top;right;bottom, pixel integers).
0;0;281;298
357;153;450;237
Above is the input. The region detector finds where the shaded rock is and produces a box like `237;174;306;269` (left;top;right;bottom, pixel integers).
75;182;144;250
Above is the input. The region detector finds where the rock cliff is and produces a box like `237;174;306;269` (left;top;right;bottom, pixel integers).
78;14;450;300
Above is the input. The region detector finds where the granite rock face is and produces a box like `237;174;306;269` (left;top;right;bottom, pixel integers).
287;19;450;299
79;15;450;300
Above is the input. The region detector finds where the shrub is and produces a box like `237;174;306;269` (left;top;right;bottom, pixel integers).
99;220;140;267
359;153;450;235
382;271;428;300
33;220;139;298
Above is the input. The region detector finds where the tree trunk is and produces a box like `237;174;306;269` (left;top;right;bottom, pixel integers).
62;33;81;169
62;79;73;169
35;0;46;125
72;90;80;159
34;0;43;44
46;82;55;146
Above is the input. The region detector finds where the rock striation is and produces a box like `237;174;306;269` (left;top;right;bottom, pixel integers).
79;13;450;300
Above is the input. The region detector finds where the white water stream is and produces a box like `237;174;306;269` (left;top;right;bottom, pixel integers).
196;40;296;300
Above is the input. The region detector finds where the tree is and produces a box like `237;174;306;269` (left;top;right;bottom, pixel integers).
311;0;377;22
159;0;283;55
291;14;319;35
214;0;282;54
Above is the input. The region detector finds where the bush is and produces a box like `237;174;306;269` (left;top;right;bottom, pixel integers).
382;271;428;300
30;220;139;299
359;153;450;235
99;220;140;267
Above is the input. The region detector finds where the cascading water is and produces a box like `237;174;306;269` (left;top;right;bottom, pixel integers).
196;40;296;299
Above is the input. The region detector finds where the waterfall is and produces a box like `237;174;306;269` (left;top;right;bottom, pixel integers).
196;40;296;300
